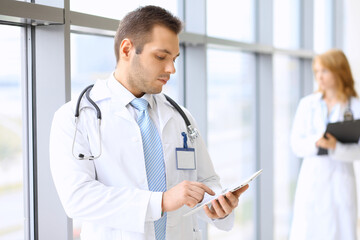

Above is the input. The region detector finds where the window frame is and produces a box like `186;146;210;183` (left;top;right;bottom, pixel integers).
0;0;340;239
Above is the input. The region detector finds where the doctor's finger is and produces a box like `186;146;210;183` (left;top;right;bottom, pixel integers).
190;182;215;196
204;204;217;219
186;189;205;202
233;184;249;198
224;192;239;208
217;195;233;214
211;199;227;218
184;195;203;208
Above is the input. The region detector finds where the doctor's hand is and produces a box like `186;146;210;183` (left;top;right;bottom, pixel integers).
204;184;249;219
162;181;215;212
316;133;337;150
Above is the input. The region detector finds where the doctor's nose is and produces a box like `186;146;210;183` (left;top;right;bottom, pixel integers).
165;61;176;74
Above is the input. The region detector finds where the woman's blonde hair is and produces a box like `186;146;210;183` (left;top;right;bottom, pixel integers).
313;49;358;102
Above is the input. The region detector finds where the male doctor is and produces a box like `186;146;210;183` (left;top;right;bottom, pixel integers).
50;5;248;240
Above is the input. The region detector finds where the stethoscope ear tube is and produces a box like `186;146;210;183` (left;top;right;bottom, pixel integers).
164;94;190;126
75;85;94;117
72;85;102;160
72;86;199;161
164;94;199;142
85;86;102;120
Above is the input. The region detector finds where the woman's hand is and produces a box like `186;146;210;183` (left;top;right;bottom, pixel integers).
316;133;337;150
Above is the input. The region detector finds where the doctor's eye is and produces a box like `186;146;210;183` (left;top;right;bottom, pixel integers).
156;55;166;61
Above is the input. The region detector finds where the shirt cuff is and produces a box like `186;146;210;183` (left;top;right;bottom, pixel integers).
211;211;235;231
145;191;163;221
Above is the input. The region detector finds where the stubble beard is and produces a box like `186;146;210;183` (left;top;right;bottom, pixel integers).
128;54;162;95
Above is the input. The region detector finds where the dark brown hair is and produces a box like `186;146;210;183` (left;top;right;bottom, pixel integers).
313;49;358;101
114;5;183;63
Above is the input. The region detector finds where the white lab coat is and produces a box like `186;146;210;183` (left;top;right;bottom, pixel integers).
49;74;234;240
289;92;360;240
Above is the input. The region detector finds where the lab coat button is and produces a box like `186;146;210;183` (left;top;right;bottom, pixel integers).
132;137;138;142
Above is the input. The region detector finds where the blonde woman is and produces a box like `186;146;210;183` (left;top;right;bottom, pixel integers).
289;49;360;240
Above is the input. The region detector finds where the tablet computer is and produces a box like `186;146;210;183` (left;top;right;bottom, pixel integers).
183;169;263;217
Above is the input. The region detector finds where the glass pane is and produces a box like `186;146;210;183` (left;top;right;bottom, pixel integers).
71;33;115;99
313;0;333;53
71;33;115;239
0;25;24;240
273;0;300;49
273;55;301;240
207;0;255;42
71;33;183;102
207;48;256;240
70;0;178;20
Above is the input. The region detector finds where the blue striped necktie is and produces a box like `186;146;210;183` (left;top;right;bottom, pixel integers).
130;98;167;240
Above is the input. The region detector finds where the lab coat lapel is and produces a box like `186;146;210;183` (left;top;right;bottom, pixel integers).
90;76;134;123
111;100;134;123
156;94;177;135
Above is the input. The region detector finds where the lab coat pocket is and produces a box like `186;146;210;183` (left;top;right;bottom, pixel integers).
192;214;202;240
180;169;197;182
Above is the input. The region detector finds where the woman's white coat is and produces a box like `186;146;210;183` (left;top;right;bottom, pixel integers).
290;92;360;240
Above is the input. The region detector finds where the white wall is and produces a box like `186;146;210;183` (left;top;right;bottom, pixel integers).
344;0;360;93
343;0;360;216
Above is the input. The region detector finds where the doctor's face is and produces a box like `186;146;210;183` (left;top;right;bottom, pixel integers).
313;60;337;92
127;25;180;97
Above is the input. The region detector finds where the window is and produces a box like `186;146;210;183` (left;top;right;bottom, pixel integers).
70;0;178;20
313;0;333;53
71;33;115;99
71;33;115;239
273;0;301;49
273;54;301;240
0;1;329;239
0;25;25;240
207;48;256;240
71;34;183;102
207;0;255;42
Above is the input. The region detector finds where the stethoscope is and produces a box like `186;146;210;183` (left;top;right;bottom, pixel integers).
322;98;354;125
72;84;199;160
344;99;354;121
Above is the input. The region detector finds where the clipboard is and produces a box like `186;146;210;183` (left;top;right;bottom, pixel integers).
183;169;263;217
318;119;360;155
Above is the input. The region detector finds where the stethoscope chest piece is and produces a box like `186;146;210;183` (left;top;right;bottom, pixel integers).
344;99;354;121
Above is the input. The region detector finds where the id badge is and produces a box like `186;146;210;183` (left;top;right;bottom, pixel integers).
176;147;196;170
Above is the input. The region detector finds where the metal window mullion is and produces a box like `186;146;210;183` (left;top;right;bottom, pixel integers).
32;0;72;239
0;0;63;25
21;24;37;240
34;24;71;240
180;32;314;58
333;0;344;49
183;0;208;239
300;0;314;97
256;0;274;239
69;11;119;33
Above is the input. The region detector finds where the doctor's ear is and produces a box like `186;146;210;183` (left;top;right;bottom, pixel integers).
119;38;134;59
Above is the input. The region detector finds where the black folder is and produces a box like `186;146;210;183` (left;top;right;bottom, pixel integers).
317;119;360;155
